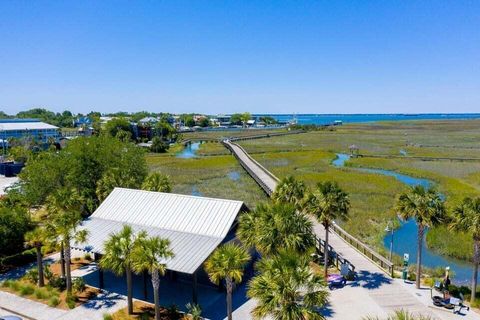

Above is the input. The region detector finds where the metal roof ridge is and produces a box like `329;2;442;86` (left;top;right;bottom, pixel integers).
112;187;245;205
87;216;226;240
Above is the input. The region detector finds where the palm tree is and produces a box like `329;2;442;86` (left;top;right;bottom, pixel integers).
204;243;250;320
186;303;202;320
141;172;172;193
450;197;480;303
46;188;88;294
237;202;315;256
396;185;445;289
272;175;306;208
303;181;350;278
100;225;146;315
47;212;88;294
248;250;329;320
96;169;138;202
131;235;174;320
25;226;48;287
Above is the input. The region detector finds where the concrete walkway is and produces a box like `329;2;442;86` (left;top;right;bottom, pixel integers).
0;250;127;320
226;140;480;319
0;291;67;320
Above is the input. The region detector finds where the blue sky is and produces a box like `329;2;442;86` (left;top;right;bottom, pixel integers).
0;1;479;115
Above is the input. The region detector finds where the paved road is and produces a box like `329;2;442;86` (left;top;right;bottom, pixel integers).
226;140;480;320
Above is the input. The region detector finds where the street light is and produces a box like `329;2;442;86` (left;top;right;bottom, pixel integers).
385;222;395;261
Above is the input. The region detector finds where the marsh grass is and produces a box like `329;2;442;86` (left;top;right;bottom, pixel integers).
146;150;267;208
246;150;406;250
238;121;480;260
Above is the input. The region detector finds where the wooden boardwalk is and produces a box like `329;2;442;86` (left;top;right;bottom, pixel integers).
223;139;480;320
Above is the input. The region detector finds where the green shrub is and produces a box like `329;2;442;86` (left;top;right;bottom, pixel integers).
363;309;432;320
24;267;39;284
48;276;66;290
34;287;50;299
44;265;53;280
48;295;60;307
19;283;35;296
1;280;13;288
186;302;202;320
9;280;21;291
139;313;150;320
0;249;36;267
66;293;76;309
447;284;471;297
102;314;113;320
83;253;92;261
167;304;180;316
73;277;86;293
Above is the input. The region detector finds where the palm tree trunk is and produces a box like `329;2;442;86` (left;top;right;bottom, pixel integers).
416;224;424;289
65;241;72;294
226;277;233;320
36;245;44;287
324;222;330;278
152;269;160;320
471;239;480;304
60;242;66;278
126;266;133;315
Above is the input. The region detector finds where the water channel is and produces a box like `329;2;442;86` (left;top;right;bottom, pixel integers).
177;142;243;198
333;153;474;284
176;141;201;158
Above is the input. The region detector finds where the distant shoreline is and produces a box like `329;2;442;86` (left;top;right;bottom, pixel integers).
251;113;480;126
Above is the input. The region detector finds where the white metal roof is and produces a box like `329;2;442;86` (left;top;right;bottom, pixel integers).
76;188;245;274
0;122;58;131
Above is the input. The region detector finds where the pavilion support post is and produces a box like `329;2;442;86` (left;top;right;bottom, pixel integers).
99;269;104;289
143;270;148;300
192;271;198;304
94;253;105;289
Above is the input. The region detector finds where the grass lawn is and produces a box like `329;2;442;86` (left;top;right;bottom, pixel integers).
237;120;480;260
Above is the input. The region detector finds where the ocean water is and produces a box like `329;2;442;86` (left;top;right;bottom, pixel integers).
254;113;480;125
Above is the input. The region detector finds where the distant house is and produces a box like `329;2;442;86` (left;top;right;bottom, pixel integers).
99;116;113;124
0;119;59;143
216;115;231;126
73;116;92;128
138;117;159;125
75;188;249;303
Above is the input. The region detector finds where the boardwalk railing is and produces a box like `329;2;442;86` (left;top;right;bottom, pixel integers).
222;140;279;195
223;136;395;278
228;130;306;142
315;235;356;275
181;129;306;146
331;222;394;277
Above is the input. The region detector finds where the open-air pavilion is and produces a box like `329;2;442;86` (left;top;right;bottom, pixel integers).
74;188;250;318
